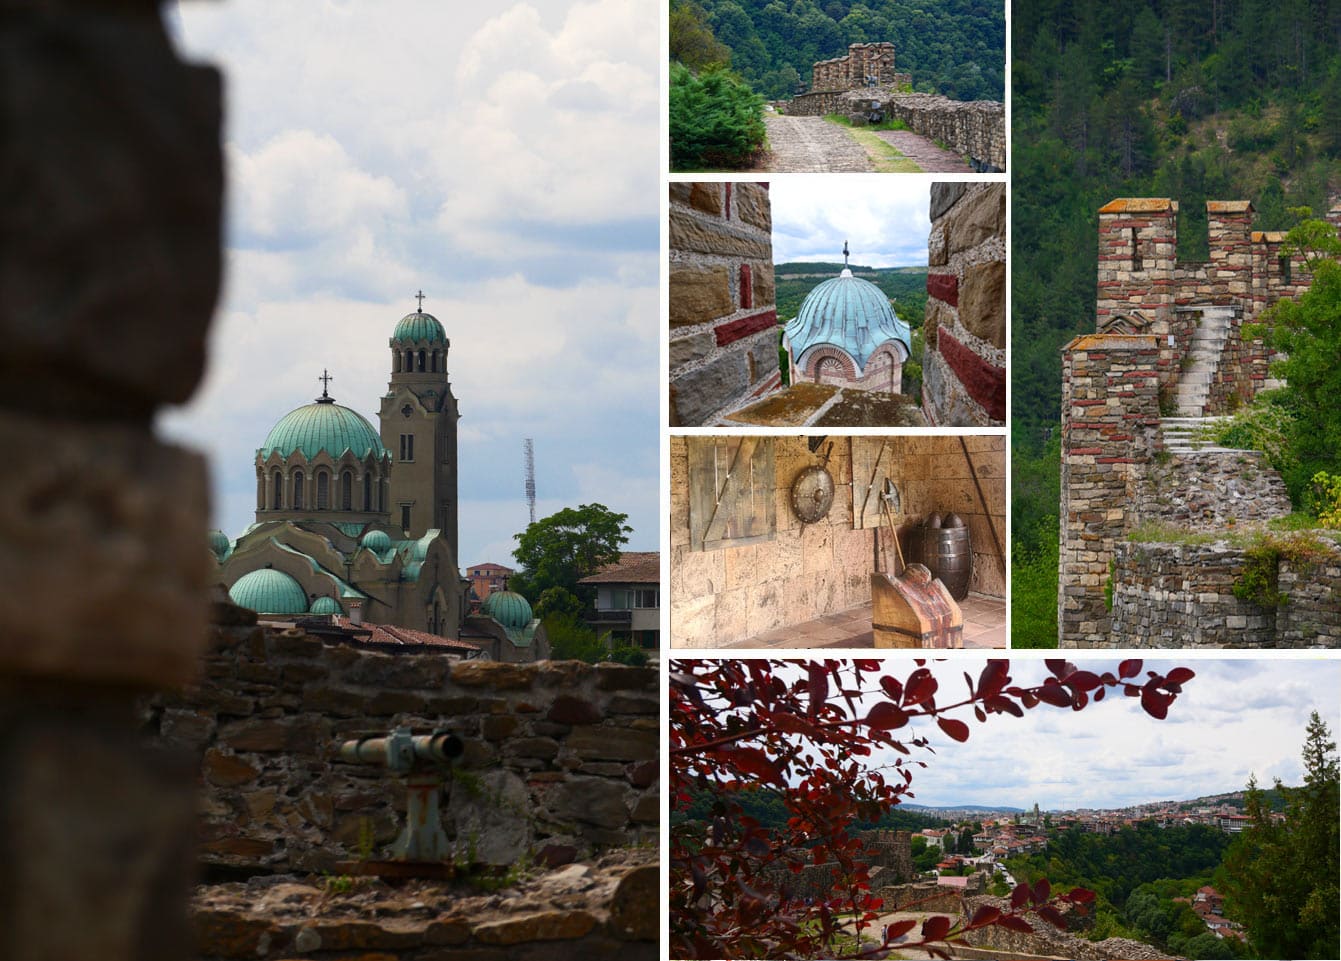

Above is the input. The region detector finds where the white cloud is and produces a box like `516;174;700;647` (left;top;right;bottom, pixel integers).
771;178;931;268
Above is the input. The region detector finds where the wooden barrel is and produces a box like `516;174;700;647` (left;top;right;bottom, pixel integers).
921;523;972;601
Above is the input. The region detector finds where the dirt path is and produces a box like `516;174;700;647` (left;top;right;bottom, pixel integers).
758;115;873;172
871;130;974;172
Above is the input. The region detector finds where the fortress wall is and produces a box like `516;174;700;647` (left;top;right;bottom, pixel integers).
922;183;1007;426
1057;335;1162;648
811;42;899;91
882;94;1005;171
668;182;780;426
1131;449;1293;527
1109;540;1341;649
144;624;658;876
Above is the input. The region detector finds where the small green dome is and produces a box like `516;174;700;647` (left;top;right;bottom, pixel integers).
208;529;231;560
259;399;386;461
229;569;308;615
482;590;533;629
309;596;342;615
361;529;392;552
393;310;447;345
784;268;911;371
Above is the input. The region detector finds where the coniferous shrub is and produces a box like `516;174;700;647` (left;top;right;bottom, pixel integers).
669;62;765;171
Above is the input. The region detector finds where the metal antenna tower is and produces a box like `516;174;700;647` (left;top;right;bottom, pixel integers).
523;438;536;524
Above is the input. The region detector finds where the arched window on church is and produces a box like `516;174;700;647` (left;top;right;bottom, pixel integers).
363;472;372;511
404;349;413;372
816;356;844;383
293;470;305;509
341;470;353;510
417;349;426;372
316;471;329;509
256;472;264;510
272;469;282;509
393;351;402;373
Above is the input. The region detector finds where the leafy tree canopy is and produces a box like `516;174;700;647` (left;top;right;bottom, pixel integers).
511;503;631;603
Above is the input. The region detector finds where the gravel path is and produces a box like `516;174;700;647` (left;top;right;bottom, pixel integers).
871;130;973;172
759;115;873;172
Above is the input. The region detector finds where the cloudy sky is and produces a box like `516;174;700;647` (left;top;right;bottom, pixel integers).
770;177;932;268
157;0;658;568
733;657;1341;811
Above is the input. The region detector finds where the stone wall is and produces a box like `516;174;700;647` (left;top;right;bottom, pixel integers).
1131;449;1293;526
1058;335;1162;647
763;829;913;901
811;42;900;90
961;896;1174;960
922;183;1007;426
882;94;1005;171
669;182;781;426
874;875;983;913
145;622;658;875
671;435;1005;647
1108;539;1341;649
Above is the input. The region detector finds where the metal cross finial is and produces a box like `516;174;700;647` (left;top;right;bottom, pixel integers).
843;240;850;268
415;289;425;312
319;369;333;396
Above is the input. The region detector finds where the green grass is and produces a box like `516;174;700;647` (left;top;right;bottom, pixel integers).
823;112;910;132
843;127;923;172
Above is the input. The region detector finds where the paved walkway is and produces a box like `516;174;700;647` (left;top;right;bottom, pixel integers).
758;115;873;172
721;594;1006;649
872;130;973;172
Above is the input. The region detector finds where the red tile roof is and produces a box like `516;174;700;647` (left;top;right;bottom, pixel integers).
578;551;660;585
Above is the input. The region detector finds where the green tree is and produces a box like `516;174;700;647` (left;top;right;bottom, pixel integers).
669;62;765;171
511;503;631;603
670;0;731;71
1220;713;1340;958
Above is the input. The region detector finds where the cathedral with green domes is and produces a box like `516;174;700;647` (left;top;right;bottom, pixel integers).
209;300;546;661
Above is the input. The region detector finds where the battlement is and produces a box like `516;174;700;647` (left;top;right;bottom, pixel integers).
811;42;900;91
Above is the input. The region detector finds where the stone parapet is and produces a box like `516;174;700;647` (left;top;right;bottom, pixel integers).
145;624;659;875
669;182;779;425
922;182;1006;426
880;94;1004;171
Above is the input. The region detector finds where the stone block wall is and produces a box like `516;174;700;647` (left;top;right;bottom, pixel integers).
811;42;899;90
145;624;658;875
670;435;1005;646
1131;449;1293;527
882;94;1005;171
1108;540;1341;648
922;182;1006;426
669;182;780;425
1058;335;1162;647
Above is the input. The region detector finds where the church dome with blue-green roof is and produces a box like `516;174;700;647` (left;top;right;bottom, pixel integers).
481;590;533;630
393;309;447;345
259;392;387;461
309;595;343;615
230;568;309;615
784;267;911;374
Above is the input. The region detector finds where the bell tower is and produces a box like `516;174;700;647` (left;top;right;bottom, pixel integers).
379;292;459;549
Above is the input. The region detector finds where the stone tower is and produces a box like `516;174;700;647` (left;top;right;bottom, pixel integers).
379;300;459;548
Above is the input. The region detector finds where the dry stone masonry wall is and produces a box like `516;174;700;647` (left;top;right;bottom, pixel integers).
146;623;658;876
922;182;1007;426
810;42;904;90
669;182;780;426
1108;540;1341;648
1131;449;1292;526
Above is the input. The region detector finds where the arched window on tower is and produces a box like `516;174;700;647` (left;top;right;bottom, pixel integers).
417;349;426;372
272;469;282;509
256;472;264;510
341;470;353;510
393;351;402;373
316;471;329;510
404;349;413;372
430;351;437;372
292;470;305;509
363;472;372;511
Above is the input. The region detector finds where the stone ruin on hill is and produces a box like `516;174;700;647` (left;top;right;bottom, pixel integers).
1058;198;1341;649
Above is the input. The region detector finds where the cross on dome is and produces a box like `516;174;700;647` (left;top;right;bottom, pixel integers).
415;289;425;312
317;368;334;403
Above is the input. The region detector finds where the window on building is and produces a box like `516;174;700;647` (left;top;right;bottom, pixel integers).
272;469;283;509
610;589;633;610
363;472;372;510
292;470;305;509
400;434;414;461
316;471;329;509
341;470;353;510
1130;227;1142;271
401;504;411;532
636;588;659;608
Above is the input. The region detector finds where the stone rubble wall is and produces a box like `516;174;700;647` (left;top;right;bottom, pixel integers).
145;623;658;876
811;42;901;90
765;830;914;901
874;873;984;913
922;183;1006;426
1108;539;1341;649
669;182;780;426
1058;335;1162;647
961;896;1175;960
1131;449;1293;526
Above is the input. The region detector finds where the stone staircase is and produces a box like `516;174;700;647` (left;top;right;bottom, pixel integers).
1171;306;1233;416
1160;416;1235;453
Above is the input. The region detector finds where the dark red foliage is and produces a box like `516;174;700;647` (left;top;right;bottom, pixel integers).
669;659;1194;959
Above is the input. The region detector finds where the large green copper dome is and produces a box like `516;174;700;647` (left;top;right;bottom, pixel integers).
259;398;386;460
230;568;308;614
481;590;533;630
784;268;911;371
392;310;447;344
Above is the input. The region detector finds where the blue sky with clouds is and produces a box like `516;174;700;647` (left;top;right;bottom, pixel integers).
157;0;658;569
750;657;1341;811
771;177;932;268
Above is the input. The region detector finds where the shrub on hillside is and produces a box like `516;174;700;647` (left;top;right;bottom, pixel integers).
669;63;765;171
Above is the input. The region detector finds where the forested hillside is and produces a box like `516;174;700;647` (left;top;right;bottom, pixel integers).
1011;0;1341;645
675;0;1004;101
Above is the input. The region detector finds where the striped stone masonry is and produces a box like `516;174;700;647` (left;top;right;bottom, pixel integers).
1058;334;1161;648
668;182;779;425
922;182;1005;426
